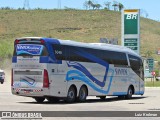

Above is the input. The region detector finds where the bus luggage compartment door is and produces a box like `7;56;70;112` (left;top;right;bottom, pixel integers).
13;69;43;88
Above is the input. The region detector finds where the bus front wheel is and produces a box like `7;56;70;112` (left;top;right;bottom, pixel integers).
125;86;133;99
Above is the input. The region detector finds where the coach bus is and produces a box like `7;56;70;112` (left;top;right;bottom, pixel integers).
12;37;144;103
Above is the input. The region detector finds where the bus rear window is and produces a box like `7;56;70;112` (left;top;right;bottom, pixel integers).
14;44;48;56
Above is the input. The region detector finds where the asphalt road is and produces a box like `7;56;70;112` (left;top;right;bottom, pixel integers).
0;76;160;120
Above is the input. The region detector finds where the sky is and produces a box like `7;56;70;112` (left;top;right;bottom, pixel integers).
0;0;159;21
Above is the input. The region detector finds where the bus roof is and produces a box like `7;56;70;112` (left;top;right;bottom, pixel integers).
16;37;140;58
57;39;140;58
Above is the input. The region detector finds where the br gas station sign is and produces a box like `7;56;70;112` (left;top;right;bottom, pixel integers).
122;9;140;55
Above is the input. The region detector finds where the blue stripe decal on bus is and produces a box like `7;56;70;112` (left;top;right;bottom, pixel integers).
67;48;109;87
12;56;17;63
112;92;127;95
66;69;114;94
39;56;48;63
134;91;139;94
113;91;144;95
67;61;108;87
20;76;36;87
135;91;144;95
39;56;62;64
140;91;144;94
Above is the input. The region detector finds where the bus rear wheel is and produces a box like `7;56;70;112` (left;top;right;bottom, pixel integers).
34;97;45;103
66;86;76;103
78;86;87;102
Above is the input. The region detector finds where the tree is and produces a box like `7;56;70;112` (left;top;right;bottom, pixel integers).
87;0;93;9
90;2;96;10
112;1;118;11
83;1;89;10
104;2;111;10
84;0;101;10
95;4;101;10
140;9;149;18
118;3;124;11
144;51;153;58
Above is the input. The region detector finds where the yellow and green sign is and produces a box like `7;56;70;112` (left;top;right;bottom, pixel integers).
122;9;140;54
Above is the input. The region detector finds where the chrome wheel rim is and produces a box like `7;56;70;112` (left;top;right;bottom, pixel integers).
80;89;85;100
68;90;74;99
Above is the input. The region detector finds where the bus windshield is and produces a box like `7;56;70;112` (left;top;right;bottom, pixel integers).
14;44;48;56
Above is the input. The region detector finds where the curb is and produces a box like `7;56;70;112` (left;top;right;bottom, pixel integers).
145;87;160;89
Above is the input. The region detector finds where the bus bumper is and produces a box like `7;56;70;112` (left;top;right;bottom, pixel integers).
11;87;50;97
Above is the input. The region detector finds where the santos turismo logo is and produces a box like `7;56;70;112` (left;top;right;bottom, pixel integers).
17;44;41;50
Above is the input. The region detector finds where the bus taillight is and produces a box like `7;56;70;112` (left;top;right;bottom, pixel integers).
11;69;13;86
43;69;49;88
40;40;45;44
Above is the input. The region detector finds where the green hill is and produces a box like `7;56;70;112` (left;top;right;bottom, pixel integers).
0;9;160;67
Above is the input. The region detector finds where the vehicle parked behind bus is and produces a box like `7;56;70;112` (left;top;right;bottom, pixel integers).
0;69;5;84
12;37;144;103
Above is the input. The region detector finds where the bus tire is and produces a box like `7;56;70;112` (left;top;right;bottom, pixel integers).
1;82;3;84
34;97;45;103
66;86;76;103
47;97;59;103
125;86;133;99
78;86;87;102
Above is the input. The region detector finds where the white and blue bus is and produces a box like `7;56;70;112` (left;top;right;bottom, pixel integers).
12;37;144;103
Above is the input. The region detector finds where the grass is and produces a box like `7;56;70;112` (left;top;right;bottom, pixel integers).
145;81;160;87
0;9;160;66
